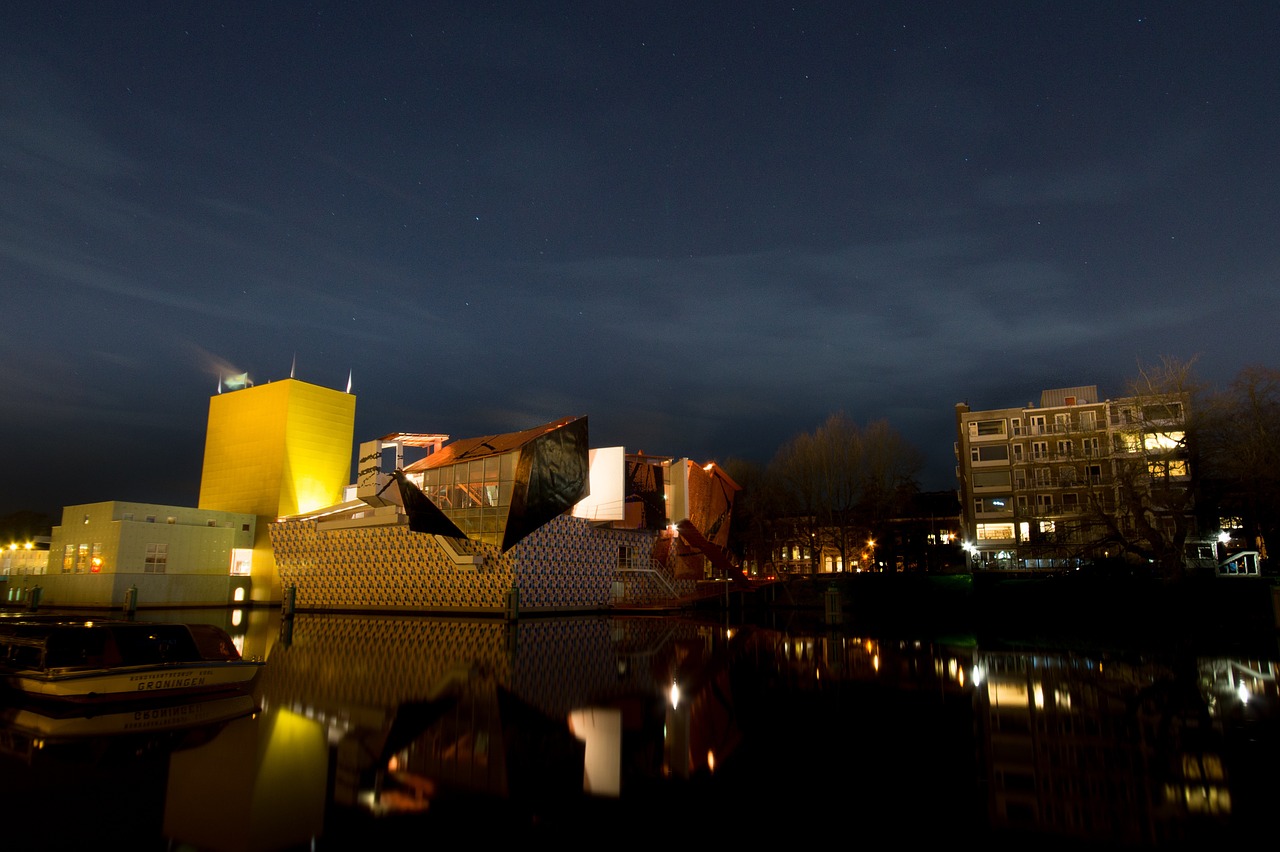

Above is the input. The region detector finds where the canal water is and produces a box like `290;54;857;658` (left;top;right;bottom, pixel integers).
3;605;1277;849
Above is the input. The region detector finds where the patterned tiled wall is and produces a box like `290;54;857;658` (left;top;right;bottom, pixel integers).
259;611;708;721
269;512;683;614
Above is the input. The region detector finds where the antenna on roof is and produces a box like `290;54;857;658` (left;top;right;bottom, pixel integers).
346;369;353;394
290;353;296;379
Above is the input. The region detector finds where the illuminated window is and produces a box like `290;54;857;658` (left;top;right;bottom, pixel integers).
1144;431;1184;451
62;544;75;574
90;543;103;574
1148;459;1189;478
144;543;168;574
76;543;88;574
230;548;252;576
975;523;1014;541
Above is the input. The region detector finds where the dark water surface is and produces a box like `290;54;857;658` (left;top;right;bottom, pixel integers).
3;604;1278;850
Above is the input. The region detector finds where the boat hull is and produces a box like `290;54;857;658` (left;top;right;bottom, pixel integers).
5;660;263;703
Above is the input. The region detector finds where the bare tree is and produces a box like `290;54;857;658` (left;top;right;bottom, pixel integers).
1089;356;1204;580
1198;364;1280;568
767;413;922;573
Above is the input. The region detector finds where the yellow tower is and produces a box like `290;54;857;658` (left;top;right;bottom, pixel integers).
198;378;356;603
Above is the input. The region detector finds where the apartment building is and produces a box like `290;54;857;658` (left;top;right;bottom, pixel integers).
954;385;1212;574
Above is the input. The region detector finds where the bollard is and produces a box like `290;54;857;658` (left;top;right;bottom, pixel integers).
123;584;138;616
282;584;297;618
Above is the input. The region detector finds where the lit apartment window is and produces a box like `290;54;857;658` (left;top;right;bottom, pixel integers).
76;543;88;574
62;545;75;574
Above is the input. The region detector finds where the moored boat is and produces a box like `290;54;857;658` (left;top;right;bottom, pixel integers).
0;616;264;703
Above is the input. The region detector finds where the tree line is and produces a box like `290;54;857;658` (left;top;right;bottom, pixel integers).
719;357;1280;579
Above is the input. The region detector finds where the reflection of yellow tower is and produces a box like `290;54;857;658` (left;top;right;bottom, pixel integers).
198;378;355;603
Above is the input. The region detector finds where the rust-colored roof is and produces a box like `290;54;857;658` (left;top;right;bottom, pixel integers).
378;432;451;448
402;416;584;472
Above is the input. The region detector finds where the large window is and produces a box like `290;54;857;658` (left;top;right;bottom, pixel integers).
419;451;518;546
970;419;1006;438
972;470;1011;488
975;523;1014;541
144;543;168;574
1148;459;1190;478
975;496;1011;513
1032;441;1048;460
971;444;1009;463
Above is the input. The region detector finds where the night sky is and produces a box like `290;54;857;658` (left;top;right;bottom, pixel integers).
4;3;1279;518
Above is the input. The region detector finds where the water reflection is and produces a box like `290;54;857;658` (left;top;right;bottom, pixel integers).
2;608;1276;848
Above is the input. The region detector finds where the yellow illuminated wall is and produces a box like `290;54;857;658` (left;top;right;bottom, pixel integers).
199;378;356;602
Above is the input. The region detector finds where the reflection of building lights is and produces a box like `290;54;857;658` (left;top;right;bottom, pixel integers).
971;665;985;686
1238;682;1251;704
707;750;716;772
1218;531;1231;544
669;681;680;709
